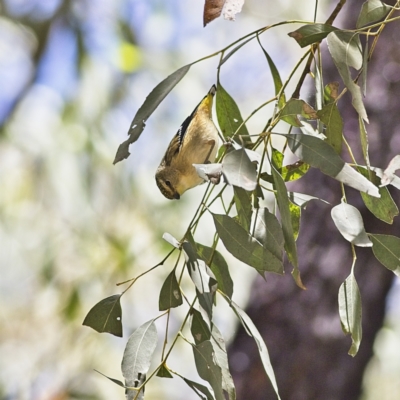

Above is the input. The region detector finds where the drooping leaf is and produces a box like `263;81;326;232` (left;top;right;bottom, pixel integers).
191;308;211;345
381;155;400;187
159;269;183;311
338;273;362;356
272;166;298;267
288;23;338;48
369;234;400;276
361;35;369;96
234;186;252;231
223;0;244;21
327;31;367;121
156;363;173;378
359;117;370;169
372;167;400;190
288;191;329;207
83;294;123;337
331;202;372;247
122;320;158;399
178;374;215;400
288;201;301;241
287;133;380;197
193;341;224;400
113;64;191;164
229;299;281;399
279;98;318;127
253;208;284;262
358;167;399;224
216;83;250;142
257;37;286;108
222;148;257;191
203;0;225;26
197;243;234;298
356;0;392;28
219;36;254;66
212;213;284;274
317;102;343;154
211;325;236;400
95;370;126;388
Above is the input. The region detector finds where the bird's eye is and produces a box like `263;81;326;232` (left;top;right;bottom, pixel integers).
165;180;172;187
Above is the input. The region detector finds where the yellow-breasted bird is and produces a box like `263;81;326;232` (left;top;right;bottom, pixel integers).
155;85;219;200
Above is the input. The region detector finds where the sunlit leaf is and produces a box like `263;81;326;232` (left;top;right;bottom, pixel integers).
228;299;280;399
122;320;158;398
193;163;223;184
331;202;372;247
356;0;392;28
197;243;234;298
288;23;338;48
191;308;211;345
162;232;181;248
287;133;380;197
159;269;183;311
369;234;400;276
223;0;244;21
83;294;122;337
381;155;400;187
114;64;191;164
288;191;329;207
222;148;257;191
272;166;298;267
203;0;225;26
338;273;362;356
211;325;236;400
281;161;310;182
234;186;252;231
358;167;398;224
323;82;339;103
193;341;224;400
327;31;367;121
279;98;317;127
317;102;343;154
212;213;283;274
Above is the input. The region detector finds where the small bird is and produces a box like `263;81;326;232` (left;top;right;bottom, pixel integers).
155;85;219;200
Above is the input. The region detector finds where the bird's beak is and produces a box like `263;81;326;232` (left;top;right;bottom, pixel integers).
173;192;180;200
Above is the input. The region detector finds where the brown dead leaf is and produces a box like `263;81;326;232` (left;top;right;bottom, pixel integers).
203;0;226;26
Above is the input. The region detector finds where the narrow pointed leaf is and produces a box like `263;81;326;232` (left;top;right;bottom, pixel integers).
122;320;158;397
177;374;215;400
356;0;392;28
222;148;257;191
83;294;122;337
331;203;372;247
359;117;370;169
193;341;224;400
95;370;126;388
369;234;400;276
229;299;280;399
204;0;225;26
234;186;252;231
114;64;191;164
197;243;234;298
159;269;183;311
288;24;338;48
381;155;400;186
338;273;362;356
287;133;380;197
288;191;329;207
317;102;343;154
212;213;284;274
219;36;254;66
272;166;298;267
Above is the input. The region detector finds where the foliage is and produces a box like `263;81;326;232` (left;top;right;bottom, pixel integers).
83;1;400;399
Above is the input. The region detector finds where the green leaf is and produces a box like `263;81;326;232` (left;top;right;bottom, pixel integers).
156;363;173;378
197;243;234;298
323;82;339;104
289;201;301;241
271;147;284;170
317;102;343;154
271;166;298;267
113;64;191;164
219;36;254;66
257;37;286;108
287;133;380;197
358;168;399;224
281;161;310;182
253;208;284;262
369;234;400;276
212;213;284;274
122;320;158;397
82;294;123;337
211;325;236;400
356;0;392;28
288;23;338;48
222;148;257;191
193;341;224;400
338;273;362;356
279;99;318;127
359;117;370;169
159;269;183;311
228;299;281;400
216;83;250;141
327;31;367;121
191;308;212;345
331;202;372;247
234;186;252;231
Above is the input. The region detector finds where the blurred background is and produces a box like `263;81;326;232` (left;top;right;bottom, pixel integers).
1;0;399;399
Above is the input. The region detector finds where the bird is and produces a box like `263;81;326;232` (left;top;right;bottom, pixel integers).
155;85;220;200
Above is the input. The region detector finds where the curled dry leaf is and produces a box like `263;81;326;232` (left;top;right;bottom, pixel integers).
203;0;226;26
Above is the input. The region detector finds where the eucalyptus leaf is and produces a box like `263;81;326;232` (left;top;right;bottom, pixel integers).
219;36;254;66
331;202;372;247
279;98;317;127
162;232;180;248
82;294;122;337
317;102;343;154
156;363;173;378
234;186;252;231
359;117;370;169
338;273;362;356
356;0;392;28
191;308;211;345
122;320;158;398
381;155;400;186
287;133;380;197
159;269;183;311
177;373;215;400
114;64;191;164
288;23;338;48
369;234;400;276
